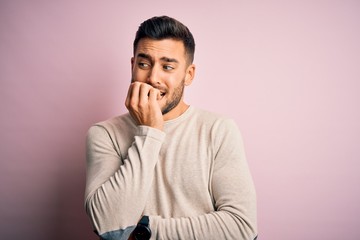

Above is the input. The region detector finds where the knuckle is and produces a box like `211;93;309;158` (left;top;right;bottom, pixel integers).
140;83;150;91
138;101;146;108
129;99;137;107
131;82;141;91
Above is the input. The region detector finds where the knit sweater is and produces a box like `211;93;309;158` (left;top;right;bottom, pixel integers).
85;106;257;240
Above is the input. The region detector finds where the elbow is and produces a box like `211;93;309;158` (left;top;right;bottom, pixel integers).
236;214;258;240
243;220;258;240
85;193;102;233
224;207;257;240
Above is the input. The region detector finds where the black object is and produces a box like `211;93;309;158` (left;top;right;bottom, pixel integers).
133;216;151;240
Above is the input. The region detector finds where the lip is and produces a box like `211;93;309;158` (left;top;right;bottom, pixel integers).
155;91;165;100
158;92;165;101
153;86;166;99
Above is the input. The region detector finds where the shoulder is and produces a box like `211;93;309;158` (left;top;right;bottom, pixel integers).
96;113;133;128
191;107;243;145
87;113;136;138
191;107;238;130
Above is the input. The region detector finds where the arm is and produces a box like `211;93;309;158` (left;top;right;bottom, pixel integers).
148;119;257;240
85;82;164;239
85;124;165;239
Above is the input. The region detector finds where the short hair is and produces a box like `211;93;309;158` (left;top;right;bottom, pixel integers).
133;16;195;64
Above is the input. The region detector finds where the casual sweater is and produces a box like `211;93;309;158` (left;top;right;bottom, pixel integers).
85;106;257;240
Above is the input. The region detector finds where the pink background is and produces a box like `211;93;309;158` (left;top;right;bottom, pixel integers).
1;1;359;239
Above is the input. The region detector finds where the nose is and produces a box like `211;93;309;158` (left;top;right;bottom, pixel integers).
146;66;160;86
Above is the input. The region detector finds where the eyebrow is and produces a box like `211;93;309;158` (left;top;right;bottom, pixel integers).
137;53;152;61
160;57;179;63
137;53;179;64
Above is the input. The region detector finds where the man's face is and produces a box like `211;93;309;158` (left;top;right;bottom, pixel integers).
131;38;195;119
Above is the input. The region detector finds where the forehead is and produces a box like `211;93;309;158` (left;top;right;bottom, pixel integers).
135;38;186;61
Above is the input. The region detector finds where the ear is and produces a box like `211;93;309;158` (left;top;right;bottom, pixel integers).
184;64;195;86
131;57;134;69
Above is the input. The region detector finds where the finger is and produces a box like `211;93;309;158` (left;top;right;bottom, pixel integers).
125;82;140;108
139;83;152;105
125;83;133;107
148;87;160;103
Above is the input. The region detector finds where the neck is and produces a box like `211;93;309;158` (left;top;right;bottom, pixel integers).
163;101;189;121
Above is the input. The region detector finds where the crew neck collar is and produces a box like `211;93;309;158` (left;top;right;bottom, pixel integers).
164;105;193;125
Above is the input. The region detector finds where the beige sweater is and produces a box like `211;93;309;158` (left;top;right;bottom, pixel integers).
85;106;257;240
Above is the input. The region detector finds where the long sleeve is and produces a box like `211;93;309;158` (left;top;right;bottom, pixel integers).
84;108;257;240
85;123;165;239
147;119;257;240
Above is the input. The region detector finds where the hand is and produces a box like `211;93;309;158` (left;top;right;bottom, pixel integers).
125;82;164;130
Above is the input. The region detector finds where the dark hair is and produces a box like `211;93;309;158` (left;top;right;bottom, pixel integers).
133;16;195;64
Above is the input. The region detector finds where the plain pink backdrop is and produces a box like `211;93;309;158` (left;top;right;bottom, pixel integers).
1;1;359;239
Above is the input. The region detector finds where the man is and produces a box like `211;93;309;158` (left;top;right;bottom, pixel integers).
85;16;257;240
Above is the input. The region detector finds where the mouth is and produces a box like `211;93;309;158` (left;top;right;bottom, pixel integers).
158;91;166;100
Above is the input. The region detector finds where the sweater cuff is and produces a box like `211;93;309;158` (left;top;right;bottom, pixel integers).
148;215;161;240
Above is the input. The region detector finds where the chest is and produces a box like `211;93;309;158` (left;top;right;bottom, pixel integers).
143;128;216;217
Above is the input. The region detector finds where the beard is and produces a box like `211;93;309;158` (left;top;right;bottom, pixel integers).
161;79;185;115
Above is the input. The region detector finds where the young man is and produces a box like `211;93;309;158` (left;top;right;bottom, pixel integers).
85;16;258;240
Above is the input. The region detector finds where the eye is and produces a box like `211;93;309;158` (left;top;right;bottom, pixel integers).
138;62;150;69
163;65;174;71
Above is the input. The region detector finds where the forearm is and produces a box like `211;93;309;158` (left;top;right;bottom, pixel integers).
85;125;165;236
149;208;257;240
